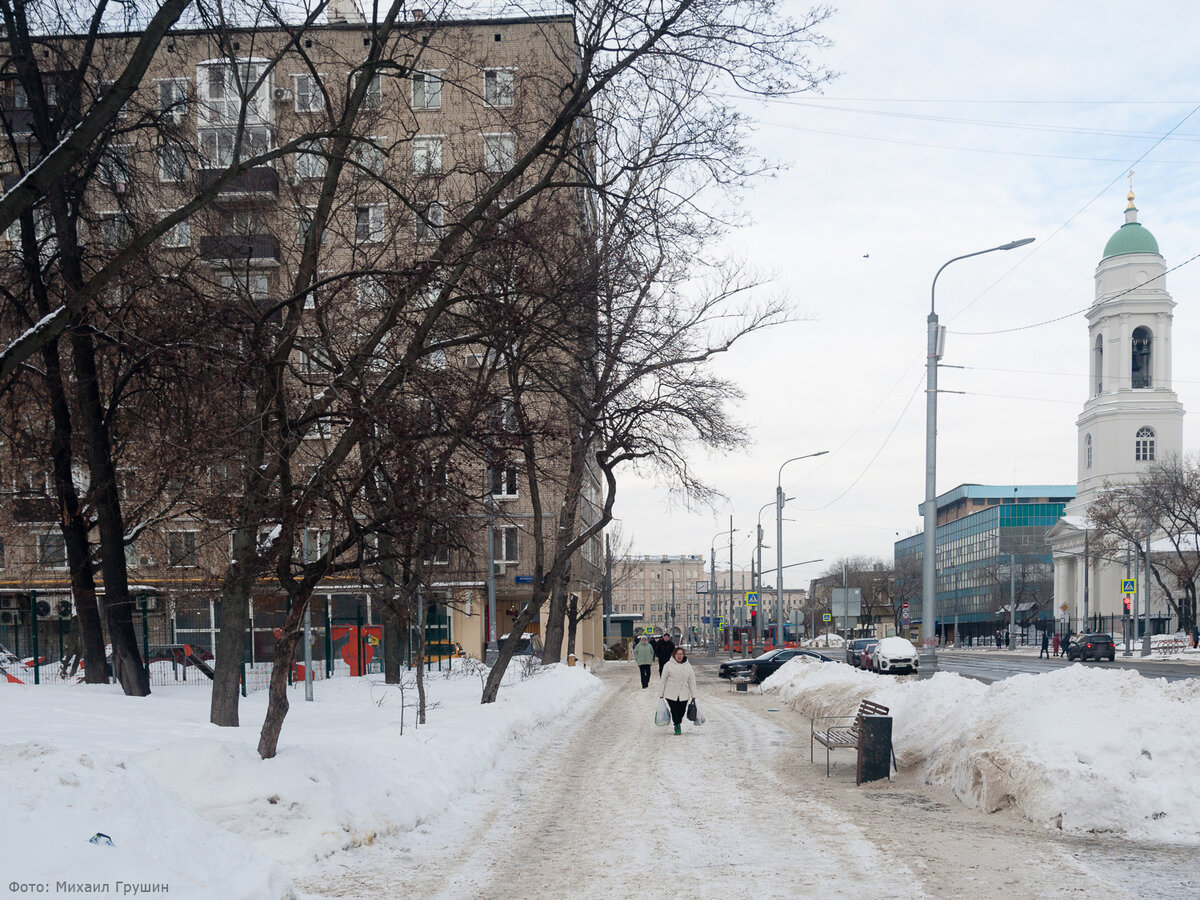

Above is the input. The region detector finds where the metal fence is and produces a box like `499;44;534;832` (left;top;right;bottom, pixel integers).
1;594;458;689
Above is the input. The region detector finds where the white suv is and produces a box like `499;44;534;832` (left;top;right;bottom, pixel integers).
871;636;919;675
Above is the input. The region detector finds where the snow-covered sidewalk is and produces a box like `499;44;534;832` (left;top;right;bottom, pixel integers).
0;665;600;898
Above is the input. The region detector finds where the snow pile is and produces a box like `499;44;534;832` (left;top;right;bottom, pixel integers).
0;664;601;898
801;633;845;649
762;659;1200;843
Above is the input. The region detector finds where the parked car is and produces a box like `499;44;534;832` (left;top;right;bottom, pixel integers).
718;648;833;683
870;636;920;675
1066;633;1116;662
859;642;878;670
846;638;877;668
485;632;544;665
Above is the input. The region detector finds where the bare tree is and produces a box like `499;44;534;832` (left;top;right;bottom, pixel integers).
1089;457;1200;637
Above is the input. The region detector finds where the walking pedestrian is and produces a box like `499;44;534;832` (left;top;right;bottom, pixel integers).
633;635;654;689
654;632;675;676
995;632;1001;650
659;646;698;735
1193;624;1198;649
1052;632;1060;657
1063;631;1073;658
1039;630;1050;659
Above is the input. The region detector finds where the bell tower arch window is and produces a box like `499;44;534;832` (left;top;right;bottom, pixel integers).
1085;433;1092;469
1135;426;1155;462
1093;335;1103;395
1131;326;1152;389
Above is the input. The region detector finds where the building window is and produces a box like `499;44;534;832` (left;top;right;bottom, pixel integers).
1085;433;1092;469
353;137;384;176
412;135;443;175
489;463;519;498
97;212;131;248
302;528;330;564
357;274;387;308
158;142;187;182
1135;426;1155;462
157;78;188;124
39;533;67;568
1131;326;1152;389
292;73;323;112
498;525;519;563
483;132;514;173
159;213;190;247
99;144;131;192
414;202;443;242
0;536;5;568
360;73;382;109
412;71;442;109
296;140;325;179
355;204;385;243
168;531;198;567
483;69;514;106
1093;335;1103;395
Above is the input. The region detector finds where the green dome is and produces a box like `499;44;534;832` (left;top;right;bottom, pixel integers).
1103;219;1159;259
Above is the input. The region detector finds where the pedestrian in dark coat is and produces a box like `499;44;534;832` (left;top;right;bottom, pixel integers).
1039;630;1050;659
655;633;675;676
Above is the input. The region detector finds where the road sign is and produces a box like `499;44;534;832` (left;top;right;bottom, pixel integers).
514;575;533;584
822;613;831;623
696;581;710;594
1059;603;1068;612
745;591;759;609
902;600;909;610
701;616;710;624
1121;578;1137;594
716;616;725;626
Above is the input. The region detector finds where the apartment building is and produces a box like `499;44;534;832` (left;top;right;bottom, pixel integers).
0;7;603;667
610;555;707;636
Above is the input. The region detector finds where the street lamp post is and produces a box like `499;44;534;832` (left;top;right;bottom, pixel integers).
710;527;737;650
922;237;1034;674
755;499;776;647
666;568;675;636
777;451;829;649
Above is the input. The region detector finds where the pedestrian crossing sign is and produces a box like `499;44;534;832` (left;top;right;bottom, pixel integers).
1121;578;1137;594
745;591;759;609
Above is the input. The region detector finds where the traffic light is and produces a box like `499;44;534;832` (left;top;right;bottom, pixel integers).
750;610;757;628
1123;596;1131;615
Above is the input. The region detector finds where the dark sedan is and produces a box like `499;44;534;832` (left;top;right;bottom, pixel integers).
1067;634;1116;662
717;648;834;683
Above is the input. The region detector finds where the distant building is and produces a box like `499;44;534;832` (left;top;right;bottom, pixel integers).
896;484;1075;645
610;555;706;637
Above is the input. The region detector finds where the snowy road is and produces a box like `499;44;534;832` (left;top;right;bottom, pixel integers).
297;664;1195;899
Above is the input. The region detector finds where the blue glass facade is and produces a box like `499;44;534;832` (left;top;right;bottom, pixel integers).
895;485;1074;642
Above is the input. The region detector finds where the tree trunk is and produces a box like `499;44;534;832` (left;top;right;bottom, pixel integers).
42;339;107;683
257;593;308;759
481;591;546;703
566;594;579;658
541;574;569;664
70;325;147;696
382;603;403;684
211;524;257;726
415;588;427;725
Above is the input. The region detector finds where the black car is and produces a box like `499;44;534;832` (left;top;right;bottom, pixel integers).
717;648;833;683
1066;634;1116;662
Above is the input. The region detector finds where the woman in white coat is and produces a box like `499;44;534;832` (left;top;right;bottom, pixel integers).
659;647;698;735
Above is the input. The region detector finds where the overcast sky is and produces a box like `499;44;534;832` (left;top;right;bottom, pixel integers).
611;1;1200;587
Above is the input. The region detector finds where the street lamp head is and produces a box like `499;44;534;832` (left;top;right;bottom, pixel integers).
1000;237;1036;251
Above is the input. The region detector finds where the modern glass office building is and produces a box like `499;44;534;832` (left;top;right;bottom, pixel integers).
895;484;1076;645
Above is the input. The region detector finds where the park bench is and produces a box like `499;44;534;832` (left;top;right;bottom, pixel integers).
810;699;895;780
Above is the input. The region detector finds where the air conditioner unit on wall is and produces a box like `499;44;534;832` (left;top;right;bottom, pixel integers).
0;596;18;610
493;562;506;575
273;87;293;102
0;610;14;624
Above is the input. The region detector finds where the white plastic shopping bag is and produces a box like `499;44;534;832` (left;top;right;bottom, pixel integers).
654;698;671;726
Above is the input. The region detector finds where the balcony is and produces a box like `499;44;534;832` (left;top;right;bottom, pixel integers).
198;166;279;201
199;233;281;267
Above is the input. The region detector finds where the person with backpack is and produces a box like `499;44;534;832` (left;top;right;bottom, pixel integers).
654;632;675;676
